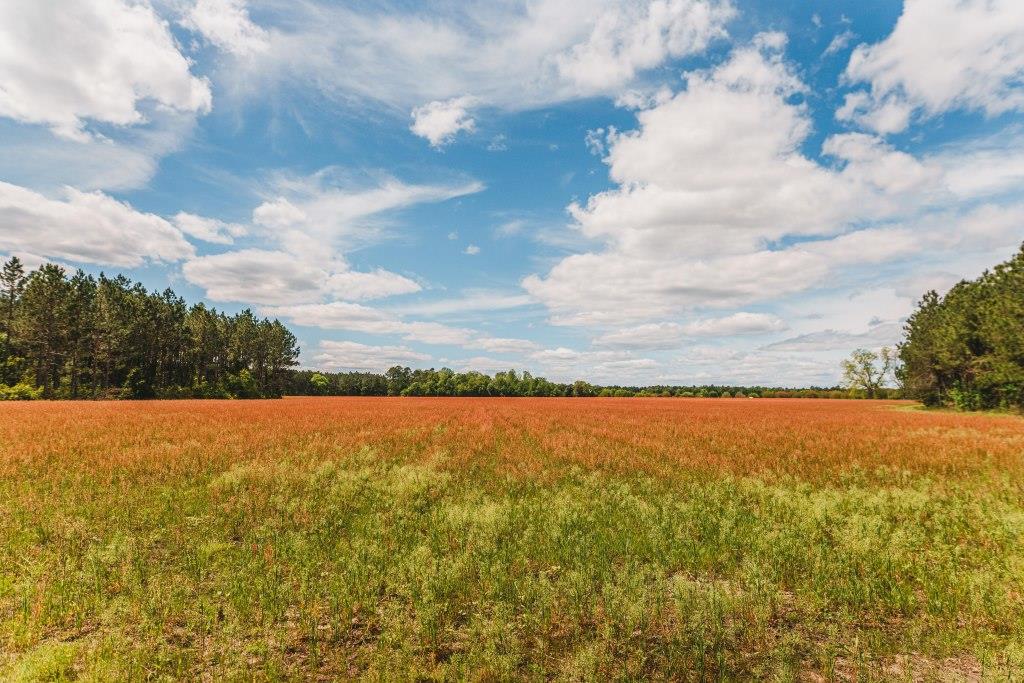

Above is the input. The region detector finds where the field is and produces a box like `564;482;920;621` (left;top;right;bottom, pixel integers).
1;398;1023;680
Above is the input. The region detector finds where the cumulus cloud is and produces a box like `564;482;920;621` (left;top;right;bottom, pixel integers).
0;181;193;267
313;340;430;372
525;33;1024;329
552;0;735;92
181;0;270;56
183;250;421;306
840;0;1024;134
0;0;211;141
410;96;477;147
524;35;852;324
464;244;481;255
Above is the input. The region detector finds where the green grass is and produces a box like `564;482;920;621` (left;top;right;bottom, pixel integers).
3;445;1024;680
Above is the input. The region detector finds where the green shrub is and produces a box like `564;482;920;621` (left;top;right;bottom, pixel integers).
0;381;42;400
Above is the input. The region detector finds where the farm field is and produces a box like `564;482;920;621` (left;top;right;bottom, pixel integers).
2;398;1024;680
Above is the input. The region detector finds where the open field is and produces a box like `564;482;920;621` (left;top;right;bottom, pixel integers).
2;398;1024;680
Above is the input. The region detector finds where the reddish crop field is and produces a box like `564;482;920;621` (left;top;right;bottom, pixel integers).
1;397;1021;480
2;398;1023;679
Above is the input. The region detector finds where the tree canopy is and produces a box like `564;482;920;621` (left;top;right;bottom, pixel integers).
286;367;875;400
0;258;299;399
899;243;1024;411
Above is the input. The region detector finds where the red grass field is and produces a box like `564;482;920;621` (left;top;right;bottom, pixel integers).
2;397;1021;480
2;398;1023;679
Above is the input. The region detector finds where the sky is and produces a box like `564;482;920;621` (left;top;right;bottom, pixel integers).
1;0;1023;387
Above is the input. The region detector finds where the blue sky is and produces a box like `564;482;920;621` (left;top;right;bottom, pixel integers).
2;0;1023;386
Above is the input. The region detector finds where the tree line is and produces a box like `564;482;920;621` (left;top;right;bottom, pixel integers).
288;367;890;399
0;257;299;399
4;242;1021;407
899;244;1024;411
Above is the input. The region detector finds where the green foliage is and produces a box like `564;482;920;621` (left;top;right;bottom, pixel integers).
841;347;896;399
0;258;300;400
287;367;892;399
900;244;1024;410
309;372;330;395
0;381;42;401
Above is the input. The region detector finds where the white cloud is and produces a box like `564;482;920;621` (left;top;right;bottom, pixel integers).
840;0;1024;134
448;356;522;374
525;34;1024;329
265;302;547;354
313;340;430;372
464;244;481;255
184;169;482;306
390;291;534;317
326;270;422;301
822;132;941;196
765;322;903;353
0;0;211;141
0;108;199;192
592;313;785;350
525;36;849;323
183;250;421;306
410;96;477;147
262;302;474;345
670;348;841;387
181;0;270;56
933;131;1024;200
615;86;674;110
468;337;541;354
593;323;685;350
822;29;856;58
0;181;193;267
682;312;787;336
183;249;323;305
528;346;661;382
835;91;912;135
224;0;734;116
173;212;247;244
495;219;527;238
552;0;735;92
250;169;484;255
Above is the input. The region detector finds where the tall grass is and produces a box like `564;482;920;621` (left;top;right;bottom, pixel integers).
1;398;1023;679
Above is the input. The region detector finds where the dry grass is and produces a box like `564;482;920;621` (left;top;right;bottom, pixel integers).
1;398;1023;680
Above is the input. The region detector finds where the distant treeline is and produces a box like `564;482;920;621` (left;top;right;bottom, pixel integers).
900;244;1024;411
8;243;1022;406
287;367;899;399
0;258;299;399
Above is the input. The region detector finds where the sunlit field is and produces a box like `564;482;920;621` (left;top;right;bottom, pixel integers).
2;398;1023;680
